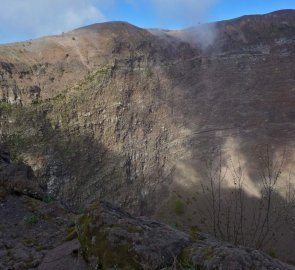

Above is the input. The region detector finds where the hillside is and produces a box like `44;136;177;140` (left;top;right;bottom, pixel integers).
0;9;295;264
0;148;294;269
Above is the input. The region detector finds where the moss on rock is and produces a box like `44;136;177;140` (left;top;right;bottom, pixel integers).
76;201;190;269
66;226;78;242
77;206;140;270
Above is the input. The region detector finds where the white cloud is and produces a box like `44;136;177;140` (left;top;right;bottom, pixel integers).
0;0;106;39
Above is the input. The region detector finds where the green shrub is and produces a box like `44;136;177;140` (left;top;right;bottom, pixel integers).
24;214;39;225
66;226;78;241
189;225;200;241
174;199;185;215
203;246;215;260
42;195;54;204
0;101;14;111
268;248;276;258
177;247;195;269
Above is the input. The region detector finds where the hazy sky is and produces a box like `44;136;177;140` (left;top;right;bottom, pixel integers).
0;0;294;44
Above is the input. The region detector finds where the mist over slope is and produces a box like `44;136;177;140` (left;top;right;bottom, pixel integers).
0;9;295;263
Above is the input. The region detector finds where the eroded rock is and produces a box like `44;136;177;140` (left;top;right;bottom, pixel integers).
76;201;295;270
38;239;87;270
77;201;190;269
189;234;295;270
0;145;43;199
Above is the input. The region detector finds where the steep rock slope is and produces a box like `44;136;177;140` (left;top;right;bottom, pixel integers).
0;21;196;213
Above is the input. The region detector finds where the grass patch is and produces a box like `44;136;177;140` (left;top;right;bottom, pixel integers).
42;195;54;204
177;247;195;269
78;210;141;270
0;101;14;111
1;133;28;161
267;248;276;258
203;246;215;261
23;214;39;225
66;226;78;241
174;198;185;215
189;226;200;241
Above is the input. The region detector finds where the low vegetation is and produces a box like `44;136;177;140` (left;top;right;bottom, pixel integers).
174;198;185;215
23;214;39;225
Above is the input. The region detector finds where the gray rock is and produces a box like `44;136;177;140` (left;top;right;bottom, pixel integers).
0;145;43;199
77;201;190;269
38;239;87;270
77;201;295;270
190;233;295;270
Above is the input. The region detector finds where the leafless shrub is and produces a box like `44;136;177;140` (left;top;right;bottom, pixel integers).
195;144;293;250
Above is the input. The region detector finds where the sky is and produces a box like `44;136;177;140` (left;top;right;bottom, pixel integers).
0;0;294;44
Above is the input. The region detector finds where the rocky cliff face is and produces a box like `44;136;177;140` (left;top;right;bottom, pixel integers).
0;21;194;214
1;9;295;263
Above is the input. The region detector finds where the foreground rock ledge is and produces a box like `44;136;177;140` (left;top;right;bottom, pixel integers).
76;201;295;270
76;201;190;269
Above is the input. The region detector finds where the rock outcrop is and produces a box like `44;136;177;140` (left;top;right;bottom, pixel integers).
0;195;77;270
76;201;295;270
77;201;190;269
38;239;87;270
0;145;78;270
0;145;43;199
190;235;295;270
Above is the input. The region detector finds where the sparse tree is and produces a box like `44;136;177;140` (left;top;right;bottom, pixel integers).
195;144;294;251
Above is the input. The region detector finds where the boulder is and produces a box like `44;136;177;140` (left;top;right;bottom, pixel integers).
190;234;295;270
0;145;43;199
77;201;190;269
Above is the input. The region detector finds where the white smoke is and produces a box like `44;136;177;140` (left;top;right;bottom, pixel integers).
126;0;220;48
151;0;219;26
0;0;108;42
152;0;220;48
187;23;218;49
